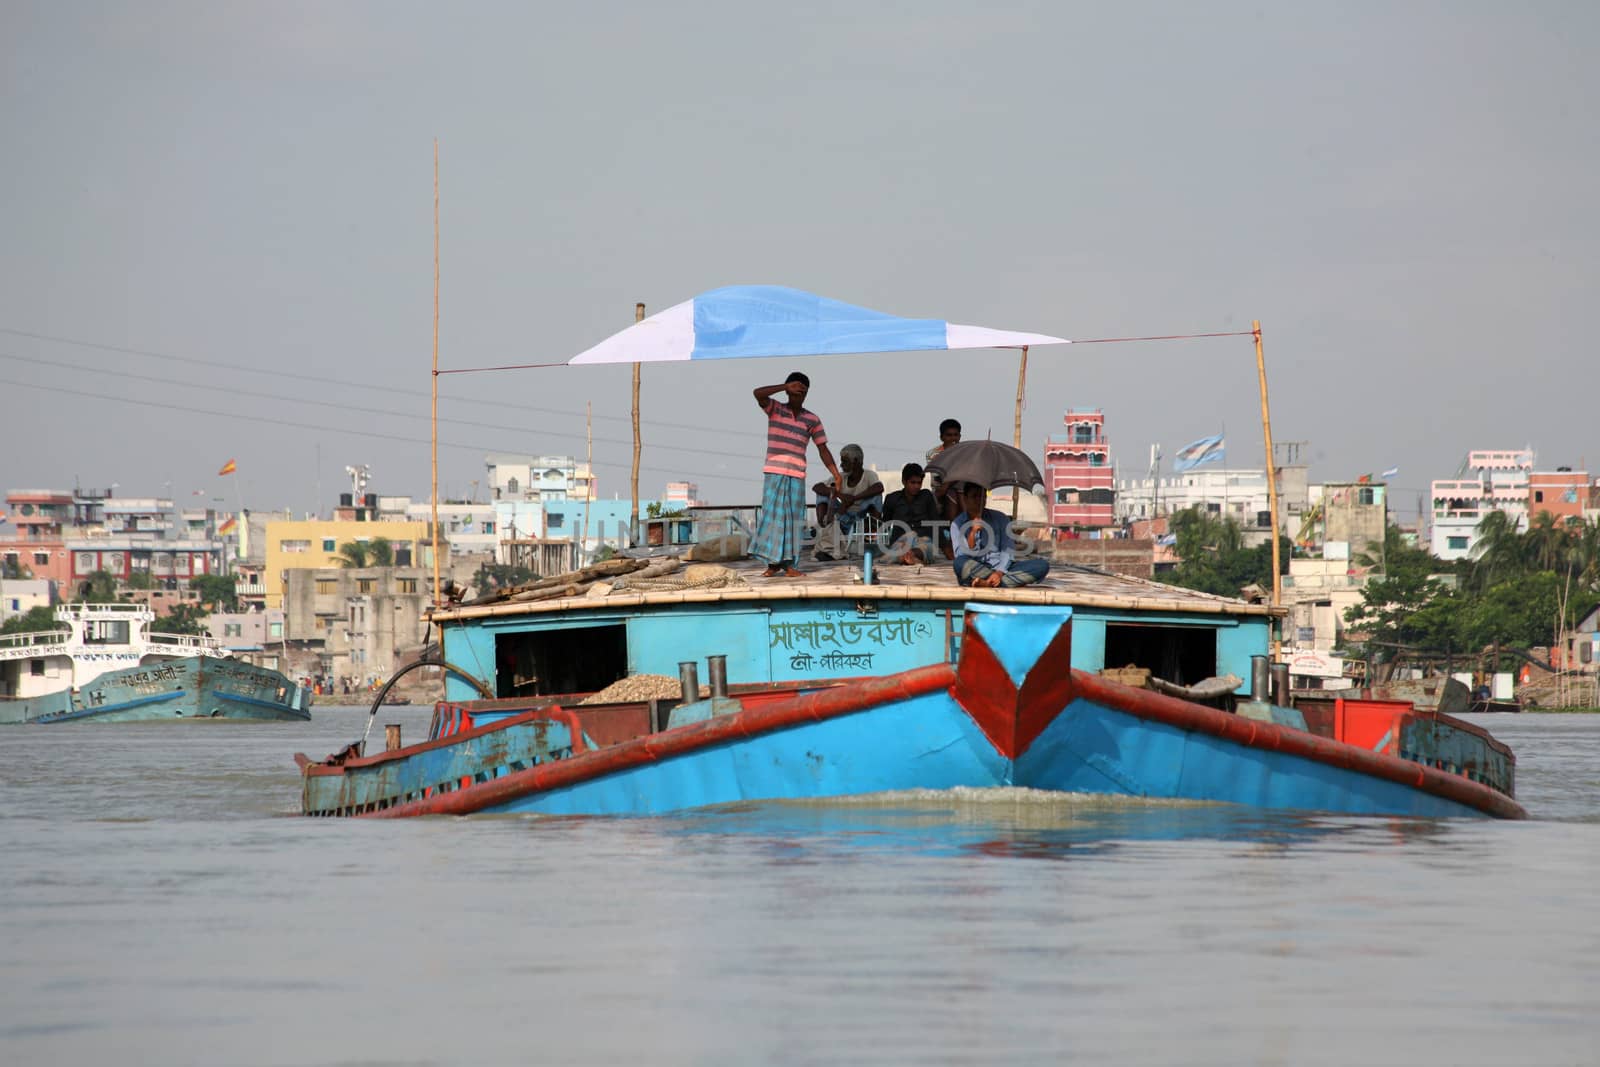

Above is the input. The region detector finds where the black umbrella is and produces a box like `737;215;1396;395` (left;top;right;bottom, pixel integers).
923;440;1044;492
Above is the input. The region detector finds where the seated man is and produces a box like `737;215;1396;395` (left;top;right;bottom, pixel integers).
950;483;1050;588
878;462;942;564
812;443;883;561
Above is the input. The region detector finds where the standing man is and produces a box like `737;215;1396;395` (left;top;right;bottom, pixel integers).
751;372;842;577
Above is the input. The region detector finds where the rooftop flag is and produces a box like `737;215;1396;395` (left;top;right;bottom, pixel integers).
567;285;1068;366
1172;433;1224;472
218;459;237;476
218;516;238;535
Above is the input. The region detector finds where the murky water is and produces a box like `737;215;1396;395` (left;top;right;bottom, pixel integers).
2;709;1597;1065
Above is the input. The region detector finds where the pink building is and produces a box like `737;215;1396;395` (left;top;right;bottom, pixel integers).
1043;409;1115;530
1529;469;1593;524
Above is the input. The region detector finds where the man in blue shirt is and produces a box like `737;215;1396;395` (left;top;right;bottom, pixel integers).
950;483;1050;588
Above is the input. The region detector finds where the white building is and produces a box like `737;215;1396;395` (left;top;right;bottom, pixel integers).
486;454;597;503
1116;466;1308;545
1429;449;1534;561
0;578;53;623
401;502;499;557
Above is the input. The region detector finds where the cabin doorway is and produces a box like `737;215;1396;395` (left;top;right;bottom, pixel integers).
494;624;627;698
1103;624;1217;686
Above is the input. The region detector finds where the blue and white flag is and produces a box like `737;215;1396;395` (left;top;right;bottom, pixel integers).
1172;434;1225;472
1380;466;1399;479
567;285;1069;365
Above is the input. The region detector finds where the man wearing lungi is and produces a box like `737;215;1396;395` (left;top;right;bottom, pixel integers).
751;372;842;577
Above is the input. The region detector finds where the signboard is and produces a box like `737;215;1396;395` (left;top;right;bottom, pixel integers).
1286;650;1345;678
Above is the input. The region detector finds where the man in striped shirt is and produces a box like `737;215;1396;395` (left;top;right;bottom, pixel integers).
750;371;842;577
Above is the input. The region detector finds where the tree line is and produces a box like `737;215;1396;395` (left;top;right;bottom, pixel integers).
1156;505;1600;657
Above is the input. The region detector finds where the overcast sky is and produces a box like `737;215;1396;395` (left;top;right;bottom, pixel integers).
3;1;1595;524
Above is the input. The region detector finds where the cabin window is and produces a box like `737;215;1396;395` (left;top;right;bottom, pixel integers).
31;660;45;676
494;624;627;698
84;620;131;645
1103;623;1217;687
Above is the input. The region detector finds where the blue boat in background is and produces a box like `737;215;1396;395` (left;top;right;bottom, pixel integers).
297;556;1522;819
1;603;311;724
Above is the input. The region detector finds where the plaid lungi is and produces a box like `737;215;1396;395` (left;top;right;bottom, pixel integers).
750;472;806;566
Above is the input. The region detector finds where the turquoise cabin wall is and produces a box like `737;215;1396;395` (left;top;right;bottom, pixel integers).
440;600;1272;702
766;602;948;682
627;609;772;682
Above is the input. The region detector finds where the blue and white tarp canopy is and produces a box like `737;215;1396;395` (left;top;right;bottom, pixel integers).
567;285;1069;365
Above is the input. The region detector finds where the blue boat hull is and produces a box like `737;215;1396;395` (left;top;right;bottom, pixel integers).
4;657;312;724
300;605;1522;819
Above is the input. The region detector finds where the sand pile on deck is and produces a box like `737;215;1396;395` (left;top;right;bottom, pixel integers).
578;674;709;705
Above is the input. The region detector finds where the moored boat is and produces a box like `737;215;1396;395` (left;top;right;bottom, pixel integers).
1;603;311;724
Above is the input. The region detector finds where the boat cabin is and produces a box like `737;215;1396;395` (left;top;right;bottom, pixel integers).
429;554;1278;722
0;603;227;700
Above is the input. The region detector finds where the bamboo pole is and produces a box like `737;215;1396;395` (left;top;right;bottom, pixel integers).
582;400;594;561
1253;320;1281;657
1011;345;1029;520
430;139;441;607
630;302;644;546
1012;345;1028;449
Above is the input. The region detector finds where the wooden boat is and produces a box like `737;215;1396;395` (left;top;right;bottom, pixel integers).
297;556;1523;819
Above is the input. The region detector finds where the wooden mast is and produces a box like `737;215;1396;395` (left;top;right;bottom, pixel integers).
1011;344;1029;519
1253;319;1281;656
630;302;644;546
1012;345;1029;449
430;139;441;606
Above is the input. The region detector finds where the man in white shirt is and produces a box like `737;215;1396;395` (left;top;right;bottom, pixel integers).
812;444;883;561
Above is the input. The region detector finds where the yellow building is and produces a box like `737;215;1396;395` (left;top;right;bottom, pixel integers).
263;520;435;609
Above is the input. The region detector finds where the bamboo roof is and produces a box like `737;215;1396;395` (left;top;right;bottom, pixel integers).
430;554;1280;624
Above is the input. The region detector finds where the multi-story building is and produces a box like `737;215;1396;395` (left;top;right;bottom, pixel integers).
1429;449;1535;560
262;519;433;609
207;608;288;671
486;454;597;503
663;482;704;509
2;487;226;589
0;578;53;622
1043;409;1115;530
1307;481;1388;557
1117;465;1310;548
281;567;433;685
1529;469;1593;525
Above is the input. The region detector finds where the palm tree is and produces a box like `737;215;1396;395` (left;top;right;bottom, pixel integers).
336;541;371;568
367;537;395;567
1572;517;1600;592
1468;510;1524;591
1523;511;1571;574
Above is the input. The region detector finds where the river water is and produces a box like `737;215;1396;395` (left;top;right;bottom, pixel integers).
2;709;1597;1066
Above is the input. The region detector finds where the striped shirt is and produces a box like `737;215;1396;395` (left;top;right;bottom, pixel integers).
762;397;828;479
